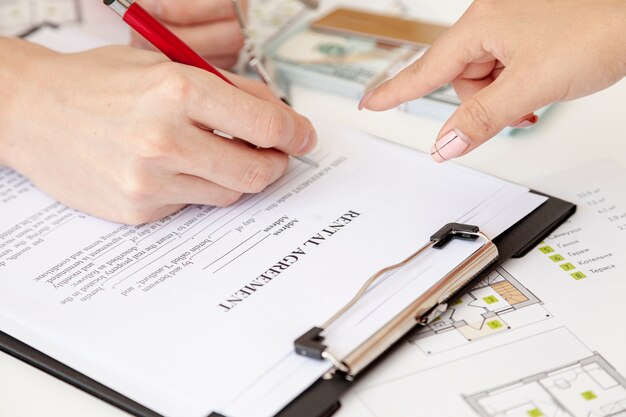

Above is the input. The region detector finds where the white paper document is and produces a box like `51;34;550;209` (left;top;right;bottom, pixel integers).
0;119;545;417
526;160;626;280
24;25;111;52
333;161;626;417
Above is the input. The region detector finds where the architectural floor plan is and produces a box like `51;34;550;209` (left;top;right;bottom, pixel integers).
466;354;626;417
411;267;551;354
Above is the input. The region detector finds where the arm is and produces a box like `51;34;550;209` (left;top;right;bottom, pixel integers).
0;37;55;167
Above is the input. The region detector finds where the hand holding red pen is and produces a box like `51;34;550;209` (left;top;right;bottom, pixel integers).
106;0;319;167
0;39;317;224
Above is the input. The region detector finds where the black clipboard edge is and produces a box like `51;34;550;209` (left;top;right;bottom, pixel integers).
0;191;575;417
0;331;160;417
510;191;576;258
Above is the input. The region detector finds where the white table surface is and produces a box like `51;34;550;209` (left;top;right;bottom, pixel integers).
1;1;625;416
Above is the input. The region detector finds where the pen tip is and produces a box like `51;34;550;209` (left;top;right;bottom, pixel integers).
294;156;318;167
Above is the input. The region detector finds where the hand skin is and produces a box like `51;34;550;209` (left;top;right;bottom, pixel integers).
130;0;246;69
360;0;626;162
0;38;316;225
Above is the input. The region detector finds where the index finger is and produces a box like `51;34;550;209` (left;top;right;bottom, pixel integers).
183;67;317;156
360;13;485;111
227;72;291;109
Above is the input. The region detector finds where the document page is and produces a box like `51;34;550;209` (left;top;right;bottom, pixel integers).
0;121;544;417
334;161;626;417
24;25;111;51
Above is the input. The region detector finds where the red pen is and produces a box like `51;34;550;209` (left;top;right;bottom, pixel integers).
104;0;235;86
104;0;318;167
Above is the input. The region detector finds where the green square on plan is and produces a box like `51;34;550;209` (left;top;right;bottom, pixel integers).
486;320;503;329
527;408;543;417
581;390;597;401
549;254;565;262
483;295;499;304
560;263;576;271
571;271;587;280
539;246;554;254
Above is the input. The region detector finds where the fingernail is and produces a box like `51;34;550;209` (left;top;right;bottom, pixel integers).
430;129;471;163
358;90;374;111
140;0;161;17
511;114;539;129
300;130;318;153
511;120;534;129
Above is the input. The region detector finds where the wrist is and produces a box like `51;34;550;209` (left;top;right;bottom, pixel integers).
0;38;56;168
0;38;18;167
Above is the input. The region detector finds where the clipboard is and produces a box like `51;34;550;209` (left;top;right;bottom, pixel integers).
0;190;575;417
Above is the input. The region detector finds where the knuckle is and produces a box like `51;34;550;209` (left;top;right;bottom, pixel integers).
255;109;287;148
465;96;498;135
213;191;243;207
239;158;274;193
148;62;192;105
119;168;157;203
292;116;313;152
135;128;177;159
148;61;179;80
408;56;425;77
227;27;245;53
407;56;435;89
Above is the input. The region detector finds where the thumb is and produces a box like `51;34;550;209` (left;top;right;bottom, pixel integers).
430;70;541;163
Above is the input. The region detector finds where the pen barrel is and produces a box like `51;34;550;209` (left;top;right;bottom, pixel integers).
124;2;235;86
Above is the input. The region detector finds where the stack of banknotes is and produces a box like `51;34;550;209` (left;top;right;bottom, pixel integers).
264;25;463;121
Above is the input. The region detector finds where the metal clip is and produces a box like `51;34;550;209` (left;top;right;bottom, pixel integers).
419;303;449;326
294;223;497;379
